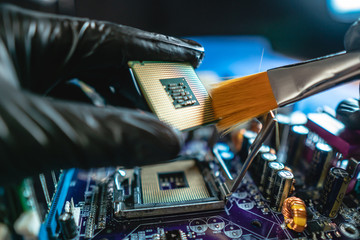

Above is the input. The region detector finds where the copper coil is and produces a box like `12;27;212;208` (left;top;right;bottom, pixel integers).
282;197;307;232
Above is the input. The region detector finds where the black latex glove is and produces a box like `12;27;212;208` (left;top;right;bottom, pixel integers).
0;4;204;183
336;98;360;130
339;19;360;130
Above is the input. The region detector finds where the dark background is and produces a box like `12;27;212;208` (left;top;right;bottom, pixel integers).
0;0;355;59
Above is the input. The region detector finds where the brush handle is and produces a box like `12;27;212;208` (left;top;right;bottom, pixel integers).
268;51;360;107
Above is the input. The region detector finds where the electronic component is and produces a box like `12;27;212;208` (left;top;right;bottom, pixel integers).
306;143;333;188
213;143;235;170
58;212;77;240
270;113;290;151
165;230;187;240
113;159;228;218
338;223;359;239
263;161;285;199
238;130;257;161
282;197;307;232
319;167;351;218
128;61;216;131
258;153;277;190
249;144;271;183
85;187;98;238
286;125;309;167
306;113;353;157
160;78;199;109
270;170;294;212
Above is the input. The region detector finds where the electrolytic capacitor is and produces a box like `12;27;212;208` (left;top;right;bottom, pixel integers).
263;161;285;199
286;125;309;167
239;130;257;162
270;170;294;212
58;212;78;239
306;142;333;188
258;153;278;191
319;167;351;218
250;145;271;183
270;114;291;151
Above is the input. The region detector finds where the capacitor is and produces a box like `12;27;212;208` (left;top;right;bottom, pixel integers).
355;172;360;199
275;114;291;138
319;167;351;218
249;145;271;183
239;130;257;162
286;125;309;167
269;114;291;151
283;166;295;195
303;131;321;163
258;153;278;191
290;111;307;125
58;212;78;239
263;161;285;199
306;142;333;188
270;170;294;212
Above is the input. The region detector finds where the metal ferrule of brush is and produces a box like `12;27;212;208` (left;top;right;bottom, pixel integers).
267;51;360;107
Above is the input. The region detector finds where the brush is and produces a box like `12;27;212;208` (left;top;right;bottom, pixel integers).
211;51;360;131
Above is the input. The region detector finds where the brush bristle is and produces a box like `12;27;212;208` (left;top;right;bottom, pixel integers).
211;72;278;131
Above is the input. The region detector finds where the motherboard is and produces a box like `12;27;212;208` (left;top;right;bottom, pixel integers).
15;108;356;240
1;62;359;239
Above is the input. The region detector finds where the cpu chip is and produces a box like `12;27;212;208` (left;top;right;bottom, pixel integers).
128;61;216;131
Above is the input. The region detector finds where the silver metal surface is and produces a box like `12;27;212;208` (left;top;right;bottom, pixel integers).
267;51;360;107
213;148;233;197
113;170;126;215
117;200;225;218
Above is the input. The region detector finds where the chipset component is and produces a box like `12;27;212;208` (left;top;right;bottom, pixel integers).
160;78;199;109
165;230;187;240
128;61;216;131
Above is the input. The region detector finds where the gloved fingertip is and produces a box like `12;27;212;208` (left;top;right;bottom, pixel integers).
344;18;360;52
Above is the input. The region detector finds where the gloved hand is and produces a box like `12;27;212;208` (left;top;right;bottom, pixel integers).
338;19;360;130
0;4;204;183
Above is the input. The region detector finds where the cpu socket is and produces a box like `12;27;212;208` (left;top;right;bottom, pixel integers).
112;158;232;218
